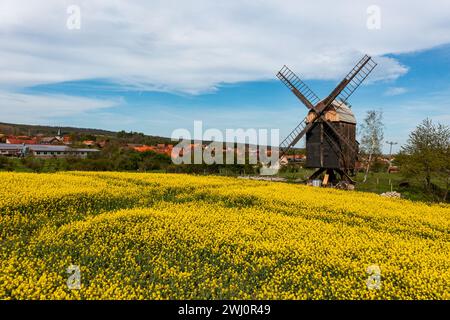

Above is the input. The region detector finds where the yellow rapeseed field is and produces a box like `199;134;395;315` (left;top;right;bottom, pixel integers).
0;172;449;299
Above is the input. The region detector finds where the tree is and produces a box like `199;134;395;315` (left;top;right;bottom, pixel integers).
397;118;450;201
0;156;13;171
359;110;384;182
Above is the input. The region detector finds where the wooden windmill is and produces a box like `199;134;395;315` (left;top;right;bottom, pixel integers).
277;55;377;184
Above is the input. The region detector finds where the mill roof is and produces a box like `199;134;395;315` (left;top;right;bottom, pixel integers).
329;100;356;124
307;100;356;124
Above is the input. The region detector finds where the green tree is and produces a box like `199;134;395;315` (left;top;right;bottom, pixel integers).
0;156;13;171
397;118;450;201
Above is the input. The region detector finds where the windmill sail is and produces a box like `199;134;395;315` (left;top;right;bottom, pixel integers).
279;117;312;158
322;55;377;111
277;65;320;109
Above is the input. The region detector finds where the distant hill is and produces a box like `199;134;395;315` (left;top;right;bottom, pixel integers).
0;122;172;144
0;122;115;136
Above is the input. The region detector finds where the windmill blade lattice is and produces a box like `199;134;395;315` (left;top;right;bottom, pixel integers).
333;55;377;110
277;65;320;109
279;116;311;158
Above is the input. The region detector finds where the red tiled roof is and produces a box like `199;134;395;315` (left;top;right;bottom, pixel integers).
133;145;156;152
6;138;37;144
133;145;173;155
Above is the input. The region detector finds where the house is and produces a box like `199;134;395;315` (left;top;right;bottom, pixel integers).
6;136;38;144
0;143;99;159
62;136;72;145
132;144;174;156
39;136;62;145
30;145;99;158
0;144;25;156
285;154;305;162
133;145;156;153
279;153;306;165
82;140;96;147
159;144;173;156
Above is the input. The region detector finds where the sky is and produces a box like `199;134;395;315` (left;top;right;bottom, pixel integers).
1;0;450;153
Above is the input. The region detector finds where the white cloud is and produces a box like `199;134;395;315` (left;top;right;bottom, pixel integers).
0;0;449;94
384;87;408;96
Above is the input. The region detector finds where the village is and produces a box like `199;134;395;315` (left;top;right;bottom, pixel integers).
0;129;302;161
0;130;175;159
0;124;403;176
0;130;399;172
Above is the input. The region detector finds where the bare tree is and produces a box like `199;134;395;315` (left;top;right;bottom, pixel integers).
359;110;384;182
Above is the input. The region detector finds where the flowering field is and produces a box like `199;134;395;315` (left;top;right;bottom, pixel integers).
0;172;449;300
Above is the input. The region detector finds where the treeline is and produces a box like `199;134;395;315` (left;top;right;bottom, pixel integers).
115;130;172;146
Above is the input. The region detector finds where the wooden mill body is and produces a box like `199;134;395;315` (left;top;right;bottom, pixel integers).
305;101;357;173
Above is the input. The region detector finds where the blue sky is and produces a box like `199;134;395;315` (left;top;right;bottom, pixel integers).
1;1;450;153
20;44;450;153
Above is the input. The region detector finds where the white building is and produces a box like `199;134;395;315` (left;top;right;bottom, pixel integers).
0;144;99;159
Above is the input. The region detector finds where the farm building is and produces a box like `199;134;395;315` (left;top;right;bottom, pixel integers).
0;143;99;159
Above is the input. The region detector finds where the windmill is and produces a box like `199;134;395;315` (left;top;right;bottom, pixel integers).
277;55;377;185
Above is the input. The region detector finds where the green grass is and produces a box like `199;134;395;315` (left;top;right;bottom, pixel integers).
277;167;448;203
354;172;402;193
